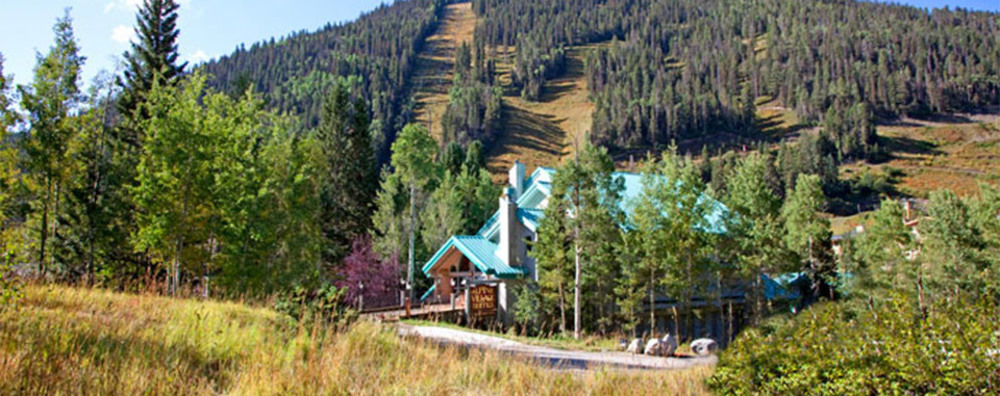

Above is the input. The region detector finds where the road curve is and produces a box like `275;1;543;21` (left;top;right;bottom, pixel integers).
396;323;717;370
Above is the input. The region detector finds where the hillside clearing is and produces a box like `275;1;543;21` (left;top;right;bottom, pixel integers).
0;285;713;395
487;45;604;181
841;113;1000;198
409;1;478;141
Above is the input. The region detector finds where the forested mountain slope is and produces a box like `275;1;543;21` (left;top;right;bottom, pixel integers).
199;0;444;162
473;0;999;154
201;0;999;172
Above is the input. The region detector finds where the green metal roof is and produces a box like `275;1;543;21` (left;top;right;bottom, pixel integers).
422;235;529;279
478;207;546;239
478;168;729;238
518;208;544;231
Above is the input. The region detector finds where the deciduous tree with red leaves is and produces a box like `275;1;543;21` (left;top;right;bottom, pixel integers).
336;235;401;309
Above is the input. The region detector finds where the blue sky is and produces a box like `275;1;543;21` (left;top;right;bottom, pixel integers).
1;0;997;90
0;0;394;88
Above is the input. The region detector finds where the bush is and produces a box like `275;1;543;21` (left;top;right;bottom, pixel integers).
709;294;1000;395
0;250;20;311
273;284;356;326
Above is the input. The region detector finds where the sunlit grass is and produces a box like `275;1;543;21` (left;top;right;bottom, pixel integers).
1;284;713;395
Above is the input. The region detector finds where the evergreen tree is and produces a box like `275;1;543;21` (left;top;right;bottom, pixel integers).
441;141;465;176
117;0;187;124
740;84;756;134
969;183;1000;296
464;140;486;172
316;79;377;268
575;144;625;335
972;183;1000;266
534;181;572;334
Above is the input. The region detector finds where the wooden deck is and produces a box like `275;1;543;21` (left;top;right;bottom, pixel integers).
361;303;464;322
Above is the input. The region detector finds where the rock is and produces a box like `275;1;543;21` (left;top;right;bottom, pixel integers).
626;338;643;354
690;338;718;356
660;334;678;356
644;338;666;356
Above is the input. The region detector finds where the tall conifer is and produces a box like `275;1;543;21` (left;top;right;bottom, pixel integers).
117;0;186;126
317;80;377;268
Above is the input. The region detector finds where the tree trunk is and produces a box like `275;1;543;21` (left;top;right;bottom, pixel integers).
574;240;581;340
754;270;763;325
649;277;656;336
50;183;60;274
558;283;566;334
174;188;190;297
172;236;182;296
727;301;734;347
39;177;50;276
407;183;416;304
716;271;724;344
672;305;680;341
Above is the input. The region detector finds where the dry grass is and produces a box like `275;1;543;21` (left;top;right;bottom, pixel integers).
407;1;603;180
410;2;478;141
487;45;606;181
829;212;868;236
840;114;1000;198
0;284;713;395
829;113;999;228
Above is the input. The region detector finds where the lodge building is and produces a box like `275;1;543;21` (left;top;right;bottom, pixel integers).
420;160;804;341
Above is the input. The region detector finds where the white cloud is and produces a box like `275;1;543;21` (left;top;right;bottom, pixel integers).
185;50;210;65
111;25;134;44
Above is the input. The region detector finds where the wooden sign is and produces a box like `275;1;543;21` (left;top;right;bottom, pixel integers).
469;285;497;319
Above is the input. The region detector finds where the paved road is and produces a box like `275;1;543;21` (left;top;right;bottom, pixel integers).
396;324;717;370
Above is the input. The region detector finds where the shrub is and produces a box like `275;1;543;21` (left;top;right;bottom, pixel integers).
273;284;356;327
0;250;20;310
709;294;1000;394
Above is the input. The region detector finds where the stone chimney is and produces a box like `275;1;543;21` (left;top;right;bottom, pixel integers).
508;160;525;201
497;187;520;267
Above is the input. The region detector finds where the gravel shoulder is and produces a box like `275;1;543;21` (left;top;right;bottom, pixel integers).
396;323;717;370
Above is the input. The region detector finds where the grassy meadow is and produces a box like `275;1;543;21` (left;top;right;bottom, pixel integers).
0;284;712;395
